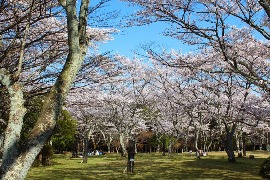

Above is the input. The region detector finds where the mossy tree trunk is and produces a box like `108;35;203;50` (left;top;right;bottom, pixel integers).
0;0;90;179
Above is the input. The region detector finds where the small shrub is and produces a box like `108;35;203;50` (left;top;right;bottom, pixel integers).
259;157;270;179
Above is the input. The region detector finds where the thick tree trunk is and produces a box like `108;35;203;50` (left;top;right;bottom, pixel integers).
0;0;90;179
126;140;135;174
0;70;27;176
259;0;270;19
119;133;127;157
223;123;237;162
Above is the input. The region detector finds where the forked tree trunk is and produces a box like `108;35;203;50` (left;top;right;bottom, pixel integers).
0;0;90;179
223;123;237;162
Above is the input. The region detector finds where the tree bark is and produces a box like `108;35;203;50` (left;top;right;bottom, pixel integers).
119;133;127;157
259;0;270;19
126;140;135;174
82;138;89;163
0;0;90;179
162;137;166;156
0;70;26;176
168;136;173;157
223;123;236;162
242;133;247;156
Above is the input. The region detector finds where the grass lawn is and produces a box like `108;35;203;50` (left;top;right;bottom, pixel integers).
26;151;270;180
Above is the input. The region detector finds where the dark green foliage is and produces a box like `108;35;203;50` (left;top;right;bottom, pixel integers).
21;95;77;153
21;95;44;143
259;157;270;179
41;144;54;166
148;133;160;150
52;110;77;153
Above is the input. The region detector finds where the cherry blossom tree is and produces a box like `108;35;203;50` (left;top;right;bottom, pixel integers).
66;87;113;162
142;43;270;161
124;0;270;93
0;0;118;178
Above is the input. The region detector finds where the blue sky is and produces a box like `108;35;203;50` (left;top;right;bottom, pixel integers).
96;0;267;59
98;0;193;58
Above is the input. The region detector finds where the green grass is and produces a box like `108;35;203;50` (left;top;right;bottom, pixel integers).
26;151;270;180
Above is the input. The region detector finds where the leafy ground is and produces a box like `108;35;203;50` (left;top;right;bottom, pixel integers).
26;151;270;180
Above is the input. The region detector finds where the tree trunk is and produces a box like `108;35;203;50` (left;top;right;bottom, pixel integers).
242;133;247;156
82;138;89;163
162;137;166;156
235;133;240;152
157;144;160;152
126;140;135;174
223;123;236;162
116;147;119;154
108;135;114;153
107;142;111;153
168;136;173;157
119;133;127;157
0;0;90;179
184;130;189;152
194;127;200;158
259;0;270;19
0;79;26;174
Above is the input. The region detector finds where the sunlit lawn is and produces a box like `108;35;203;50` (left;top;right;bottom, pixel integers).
26;151;270;180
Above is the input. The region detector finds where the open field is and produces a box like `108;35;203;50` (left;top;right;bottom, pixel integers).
26;151;270;180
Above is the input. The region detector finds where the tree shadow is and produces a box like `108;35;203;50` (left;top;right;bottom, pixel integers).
26;154;266;180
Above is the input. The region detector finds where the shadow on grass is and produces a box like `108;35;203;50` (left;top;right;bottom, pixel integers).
27;161;127;180
26;153;266;180
176;157;264;180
